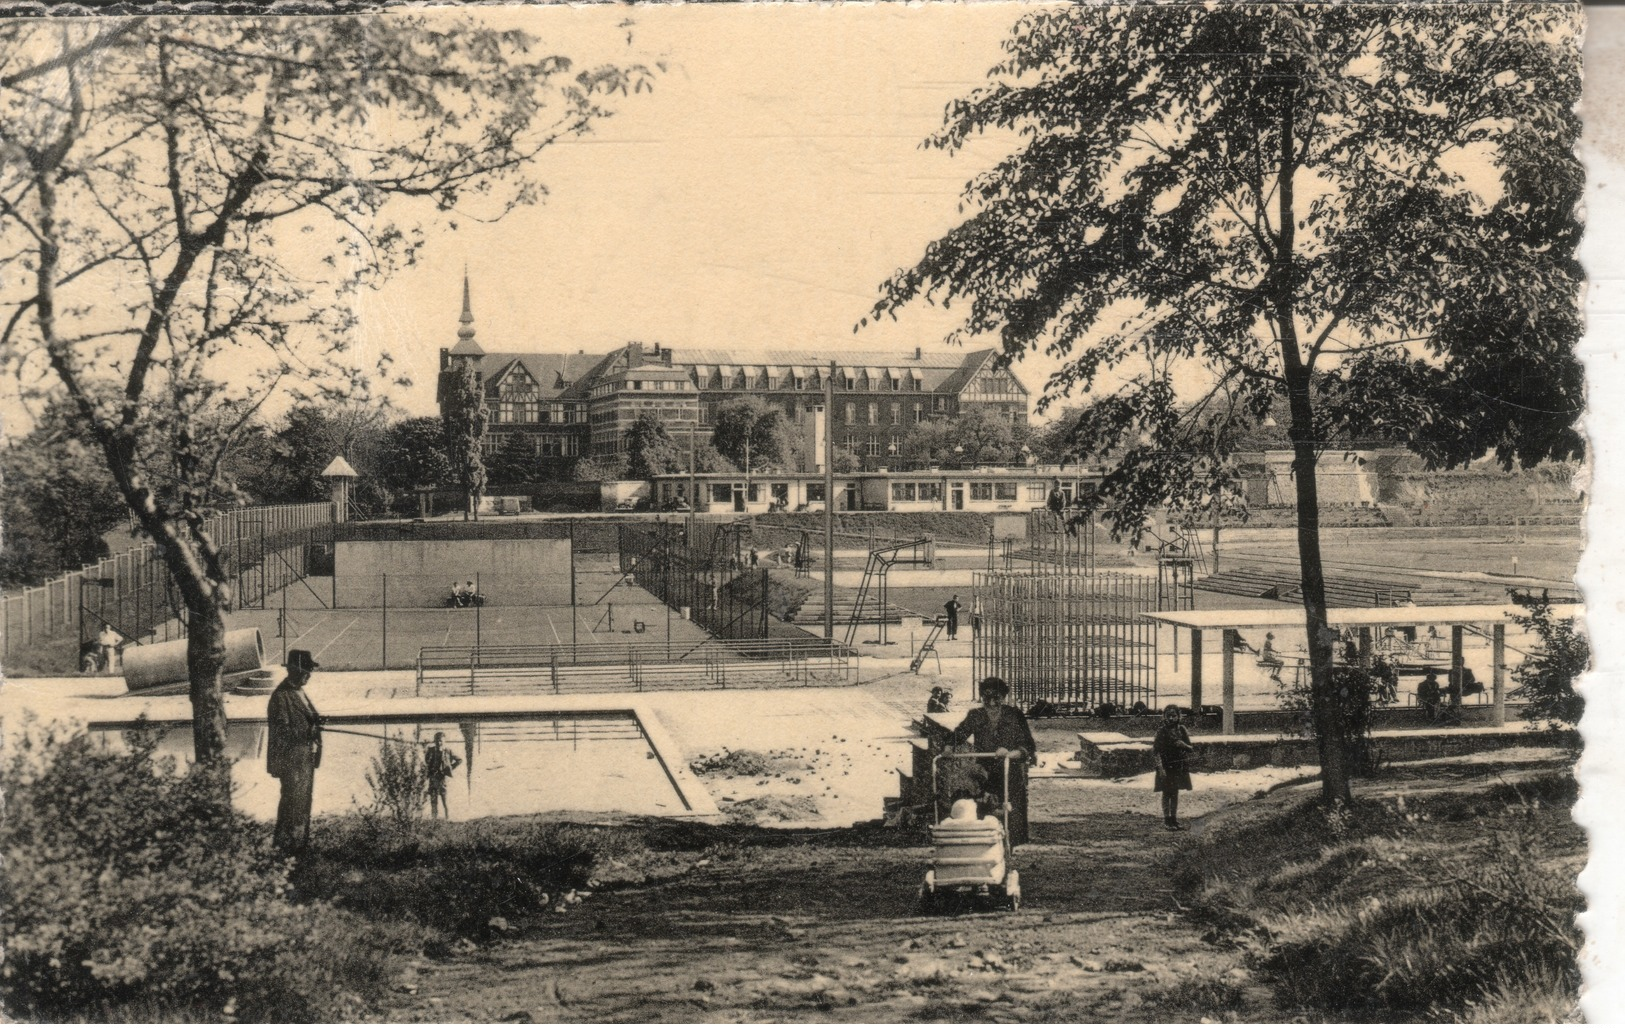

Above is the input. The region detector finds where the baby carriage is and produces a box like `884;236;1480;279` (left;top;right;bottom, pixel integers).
918;751;1021;914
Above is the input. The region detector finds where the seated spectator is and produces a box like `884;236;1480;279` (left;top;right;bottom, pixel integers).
926;686;952;714
464;581;483;607
1417;671;1443;721
1371;657;1399;706
450;582;468;607
1452;666;1484;700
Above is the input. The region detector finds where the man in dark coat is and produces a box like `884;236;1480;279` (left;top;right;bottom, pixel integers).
947;677;1038;845
943;595;962;641
267;649;323;853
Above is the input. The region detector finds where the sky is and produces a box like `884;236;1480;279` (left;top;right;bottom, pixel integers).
350;2;1050;420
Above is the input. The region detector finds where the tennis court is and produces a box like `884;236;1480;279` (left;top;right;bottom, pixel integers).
227;564;716;671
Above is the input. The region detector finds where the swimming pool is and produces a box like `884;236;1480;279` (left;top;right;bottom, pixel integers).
90;711;699;822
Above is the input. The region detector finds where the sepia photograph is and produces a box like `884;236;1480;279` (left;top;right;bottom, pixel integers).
0;0;1609;1022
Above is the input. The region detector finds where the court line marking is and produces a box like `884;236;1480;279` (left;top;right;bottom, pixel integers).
312;615;361;662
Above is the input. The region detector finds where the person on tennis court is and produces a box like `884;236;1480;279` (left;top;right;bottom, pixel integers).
424;732;462;819
267;649;323;853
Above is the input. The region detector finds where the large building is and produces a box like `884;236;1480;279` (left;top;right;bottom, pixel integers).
436;278;1031;474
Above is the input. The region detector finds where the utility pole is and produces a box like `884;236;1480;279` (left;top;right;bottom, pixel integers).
824;361;836;643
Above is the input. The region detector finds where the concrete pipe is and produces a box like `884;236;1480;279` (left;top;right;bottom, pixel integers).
122;628;265;693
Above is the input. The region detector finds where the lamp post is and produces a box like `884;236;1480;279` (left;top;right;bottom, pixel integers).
953;443;965;470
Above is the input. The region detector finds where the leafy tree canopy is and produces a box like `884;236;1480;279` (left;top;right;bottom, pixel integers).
622;414;686;481
869;2;1583;804
709;397;796;472
871;2;1582;533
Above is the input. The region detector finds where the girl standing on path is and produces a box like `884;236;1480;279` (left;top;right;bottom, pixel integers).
1152;705;1196;832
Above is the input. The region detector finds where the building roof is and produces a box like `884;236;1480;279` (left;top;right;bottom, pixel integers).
934;349;999;396
479;352;615;399
321;455;359;478
1146;604;1582;629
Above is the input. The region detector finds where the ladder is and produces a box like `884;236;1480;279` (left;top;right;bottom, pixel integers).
911;616;945;674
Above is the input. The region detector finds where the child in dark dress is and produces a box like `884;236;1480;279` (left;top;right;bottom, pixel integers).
1152;705;1196;831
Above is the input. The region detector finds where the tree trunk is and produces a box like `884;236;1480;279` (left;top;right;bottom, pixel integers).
1273;68;1352;807
185;598;230;766
1285;381;1353;805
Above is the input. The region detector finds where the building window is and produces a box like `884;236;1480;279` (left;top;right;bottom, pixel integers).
866;436;881;457
890;403;901;425
711;484;732;503
844;375;855;390
971;482;993;501
995;483;1019;501
912;403;924;423
793;375;805;390
807;482;826;502
933;396;947;413
890;376;901;391
891;482;916;502
867;403;878;425
1027;483;1047;502
845;403;855;425
918;482;942;502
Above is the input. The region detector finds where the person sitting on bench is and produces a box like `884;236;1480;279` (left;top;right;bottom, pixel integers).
463;581;483;607
450;582;469;607
1417;671;1443;722
1258;632;1285;680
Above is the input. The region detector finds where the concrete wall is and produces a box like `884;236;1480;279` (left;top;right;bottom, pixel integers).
335;538;573;607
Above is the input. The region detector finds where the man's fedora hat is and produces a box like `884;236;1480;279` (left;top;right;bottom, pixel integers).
284;649;320;674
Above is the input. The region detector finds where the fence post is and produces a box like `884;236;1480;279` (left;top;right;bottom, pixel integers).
381;574;388;670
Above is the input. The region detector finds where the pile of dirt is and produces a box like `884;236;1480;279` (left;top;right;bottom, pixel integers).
719;794;821;825
688;748;811;780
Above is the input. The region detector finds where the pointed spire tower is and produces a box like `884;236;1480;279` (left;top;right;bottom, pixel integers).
449;268;485;358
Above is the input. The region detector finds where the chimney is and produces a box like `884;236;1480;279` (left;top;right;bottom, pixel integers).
914;346;922;360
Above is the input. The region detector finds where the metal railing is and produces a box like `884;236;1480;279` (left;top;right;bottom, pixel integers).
1;502;335;669
415;637;859;696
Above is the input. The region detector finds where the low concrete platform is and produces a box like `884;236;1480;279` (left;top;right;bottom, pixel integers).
1075;723;1572;777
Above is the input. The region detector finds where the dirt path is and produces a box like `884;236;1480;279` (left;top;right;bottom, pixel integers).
382;778;1289;1023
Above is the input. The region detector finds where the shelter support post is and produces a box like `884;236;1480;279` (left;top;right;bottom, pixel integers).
1451;624;1465;700
1190;627;1203;711
1358;627;1372;670
1492;623;1507;726
1221;628;1236;735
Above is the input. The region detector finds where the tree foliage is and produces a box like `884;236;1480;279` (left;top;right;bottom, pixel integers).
0;17;648;763
376;416;455;512
1510;594;1587;732
869;4;1582;802
622;414;686;481
0;400;127;586
901;407;1028;467
709;397;795;472
440;361;489;521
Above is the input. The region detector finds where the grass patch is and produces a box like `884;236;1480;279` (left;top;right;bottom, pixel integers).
1170;768;1583;1022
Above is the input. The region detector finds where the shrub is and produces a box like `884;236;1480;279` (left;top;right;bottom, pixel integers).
364;734;429;825
1510;593;1588;730
294;817;608;939
0;720;394;1022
